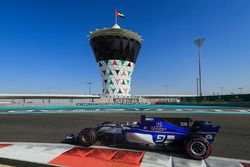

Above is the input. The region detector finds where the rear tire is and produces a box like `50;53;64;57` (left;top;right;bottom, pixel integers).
78;128;96;147
185;137;211;160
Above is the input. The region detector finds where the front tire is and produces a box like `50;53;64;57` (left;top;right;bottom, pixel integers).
78;128;96;147
185;137;211;160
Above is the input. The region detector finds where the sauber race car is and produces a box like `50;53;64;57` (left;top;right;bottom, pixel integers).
65;115;220;160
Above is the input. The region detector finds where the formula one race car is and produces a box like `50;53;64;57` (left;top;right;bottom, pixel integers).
65;115;220;160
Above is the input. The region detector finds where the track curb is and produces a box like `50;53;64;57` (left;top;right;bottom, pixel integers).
0;142;249;167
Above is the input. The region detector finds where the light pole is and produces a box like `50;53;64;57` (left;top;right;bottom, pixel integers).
47;86;52;104
194;37;205;96
86;82;93;103
196;78;199;96
47;86;52;94
239;87;243;94
86;82;93;95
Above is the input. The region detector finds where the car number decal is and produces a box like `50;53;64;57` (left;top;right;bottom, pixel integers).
156;135;166;142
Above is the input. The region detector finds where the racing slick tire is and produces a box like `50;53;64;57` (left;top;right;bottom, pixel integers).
185;137;211;160
79;128;96;147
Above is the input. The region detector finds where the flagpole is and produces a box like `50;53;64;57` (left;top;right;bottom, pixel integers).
115;9;118;25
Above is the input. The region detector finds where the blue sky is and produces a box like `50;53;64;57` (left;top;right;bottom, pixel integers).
0;0;250;95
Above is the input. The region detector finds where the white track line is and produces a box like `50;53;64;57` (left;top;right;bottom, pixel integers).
7;111;15;113
238;110;247;112
141;152;172;167
172;156;207;167
209;156;250;164
0;143;73;164
206;157;244;167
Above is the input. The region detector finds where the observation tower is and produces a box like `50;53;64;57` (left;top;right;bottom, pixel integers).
89;23;142;97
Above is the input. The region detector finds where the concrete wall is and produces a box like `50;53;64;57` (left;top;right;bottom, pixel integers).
0;96;181;107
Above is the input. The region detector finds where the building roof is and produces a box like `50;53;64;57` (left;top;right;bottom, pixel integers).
90;27;142;43
137;94;196;98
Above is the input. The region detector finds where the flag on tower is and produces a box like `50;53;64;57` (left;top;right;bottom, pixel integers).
116;9;125;18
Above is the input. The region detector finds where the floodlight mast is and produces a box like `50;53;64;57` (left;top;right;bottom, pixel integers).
86;82;93;95
194;38;205;97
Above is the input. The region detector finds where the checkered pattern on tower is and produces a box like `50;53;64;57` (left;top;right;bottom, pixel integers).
99;60;135;97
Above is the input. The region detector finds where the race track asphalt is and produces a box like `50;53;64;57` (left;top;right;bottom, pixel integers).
0;112;249;160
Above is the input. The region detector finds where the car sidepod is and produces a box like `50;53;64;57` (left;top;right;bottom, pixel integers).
124;118;190;145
